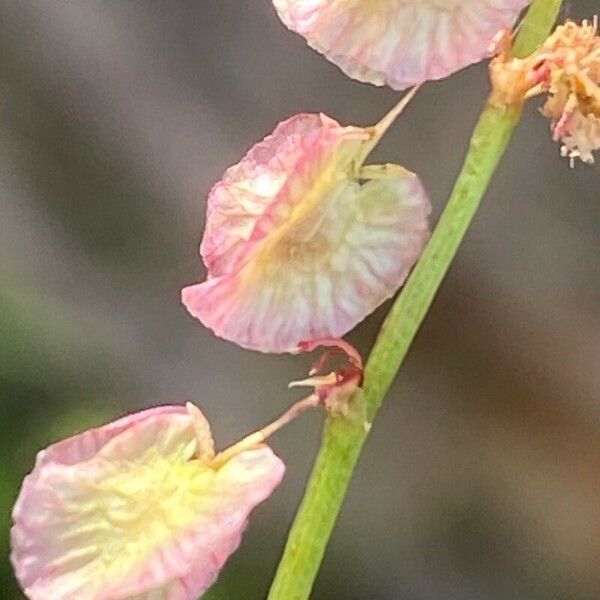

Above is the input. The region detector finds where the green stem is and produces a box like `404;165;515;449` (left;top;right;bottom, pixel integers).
362;103;519;419
267;2;562;598
512;0;562;58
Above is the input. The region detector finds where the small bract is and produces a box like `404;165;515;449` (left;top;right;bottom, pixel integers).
272;0;532;90
11;404;285;600
182;96;431;353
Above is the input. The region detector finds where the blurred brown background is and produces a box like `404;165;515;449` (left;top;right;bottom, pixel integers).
1;1;599;599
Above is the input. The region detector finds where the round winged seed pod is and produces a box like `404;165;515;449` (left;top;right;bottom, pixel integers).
273;0;532;90
182;107;431;353
11;405;285;600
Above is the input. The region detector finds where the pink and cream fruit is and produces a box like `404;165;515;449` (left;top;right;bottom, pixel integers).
273;0;532;89
11;404;285;600
182;108;431;353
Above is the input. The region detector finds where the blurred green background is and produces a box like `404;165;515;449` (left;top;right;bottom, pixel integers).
1;1;599;599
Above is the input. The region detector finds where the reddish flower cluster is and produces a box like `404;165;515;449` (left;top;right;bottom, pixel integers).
492;18;600;164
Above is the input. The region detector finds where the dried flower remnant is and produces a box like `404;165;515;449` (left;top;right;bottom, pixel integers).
491;18;600;164
540;19;600;164
11;404;285;600
289;338;363;417
272;0;532;90
182;91;431;353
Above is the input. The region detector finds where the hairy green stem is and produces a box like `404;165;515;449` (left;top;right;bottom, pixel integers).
267;1;562;598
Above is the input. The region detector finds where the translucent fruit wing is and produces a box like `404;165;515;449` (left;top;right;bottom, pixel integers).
183;105;431;353
11;406;285;600
273;0;532;90
34;406;189;467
